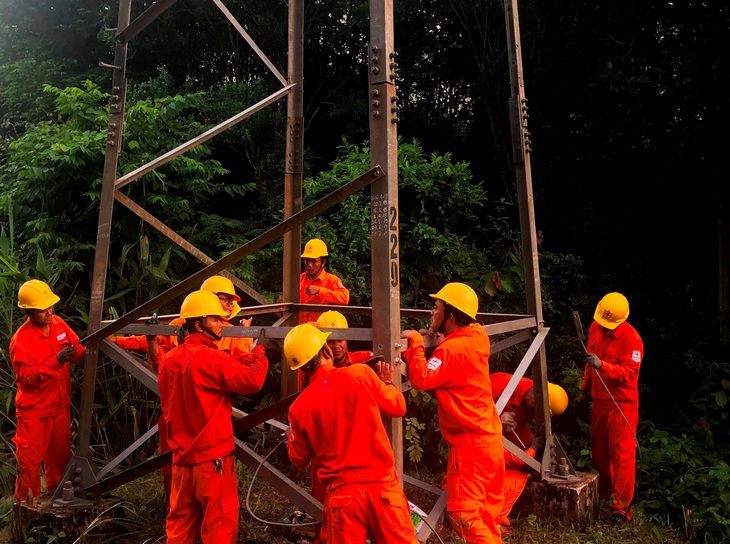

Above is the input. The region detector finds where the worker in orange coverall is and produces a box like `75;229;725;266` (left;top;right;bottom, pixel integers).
297;238;350;390
303;310;375;543
158;290;269;544
109;274;254;503
402;282;504;544
578;292;643;523
9;280;86;502
491;372;537;450
285;323;417;544
491;373;568;533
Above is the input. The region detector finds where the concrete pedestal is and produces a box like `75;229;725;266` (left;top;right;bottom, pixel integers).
512;471;599;526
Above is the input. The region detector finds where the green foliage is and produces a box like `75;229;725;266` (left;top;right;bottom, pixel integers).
300;139;523;313
0;80;252;318
637;353;730;541
404;416;425;465
107;239;179;316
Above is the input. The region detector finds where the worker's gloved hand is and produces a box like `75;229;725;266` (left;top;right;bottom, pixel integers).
56;345;76;364
501;411;517;433
530;435;546;454
584;352;602;369
576;390;589;408
256;331;275;353
145;313;159;339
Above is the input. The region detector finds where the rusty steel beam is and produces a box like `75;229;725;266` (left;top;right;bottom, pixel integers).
83;166;384;345
490;329;533;354
95;424;159;481
77;0;132;458
85;394;298;497
115;0;178;43
368;0;402;475
212;0;287;86
100;340;159;395
494;328;549;415
235;439;323;521
114;191;269;305
504;0;552;476
281;0;304;397
115;85;294;190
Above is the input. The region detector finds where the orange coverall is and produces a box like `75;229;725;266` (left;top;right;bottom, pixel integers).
306;348;375;543
490;373;536;527
115;316;254;502
298;269;350;325
490;372;535;447
158;333;268;544
288;364;417;544
297;269;349;391
499;446;537;526
404;325;504;544
9;315;85;501
581;320;643;520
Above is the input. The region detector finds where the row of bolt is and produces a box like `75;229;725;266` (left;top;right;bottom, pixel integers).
370;46;399;123
521;97;532;153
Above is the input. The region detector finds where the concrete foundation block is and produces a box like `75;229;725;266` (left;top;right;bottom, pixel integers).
511;471;599;527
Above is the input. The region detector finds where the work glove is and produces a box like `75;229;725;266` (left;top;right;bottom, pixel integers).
576;390;589;408
255;330;276;353
56;345;76;364
529;435;546;454
584;352;602;369
145;313;159;339
501;411;517;434
177;324;189;345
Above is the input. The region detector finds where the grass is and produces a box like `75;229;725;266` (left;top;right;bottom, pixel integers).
0;468;693;544
113;471;692;544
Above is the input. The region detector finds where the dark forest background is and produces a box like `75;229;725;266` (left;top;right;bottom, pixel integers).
0;0;728;540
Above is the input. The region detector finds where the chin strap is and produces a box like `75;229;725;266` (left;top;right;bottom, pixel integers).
200;323;222;342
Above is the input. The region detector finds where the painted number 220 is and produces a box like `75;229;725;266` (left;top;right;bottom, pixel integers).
389;206;399;287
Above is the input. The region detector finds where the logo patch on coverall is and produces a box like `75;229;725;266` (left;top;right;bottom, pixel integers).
427;357;442;371
56;333;67;342
632;350;641;362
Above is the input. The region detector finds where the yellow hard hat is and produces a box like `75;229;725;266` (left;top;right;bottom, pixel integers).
430;282;479;319
17;280;60;310
301;238;329;259
547;382;568;415
180;290;229;319
316;310;348;329
200;275;241;302
227;300;241;321
284;323;331;370
594;292;629;330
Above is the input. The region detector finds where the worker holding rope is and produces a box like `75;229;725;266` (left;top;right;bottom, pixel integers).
578;292;644;523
